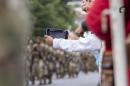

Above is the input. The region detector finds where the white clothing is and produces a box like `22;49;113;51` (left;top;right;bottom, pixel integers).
53;32;101;53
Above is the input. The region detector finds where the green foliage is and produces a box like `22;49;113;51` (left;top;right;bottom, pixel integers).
29;0;76;36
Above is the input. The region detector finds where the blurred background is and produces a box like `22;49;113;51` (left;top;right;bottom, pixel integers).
30;0;85;37
0;0;112;86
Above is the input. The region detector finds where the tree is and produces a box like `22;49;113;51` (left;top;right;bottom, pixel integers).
29;0;76;36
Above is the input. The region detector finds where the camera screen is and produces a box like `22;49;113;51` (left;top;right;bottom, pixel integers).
46;28;68;39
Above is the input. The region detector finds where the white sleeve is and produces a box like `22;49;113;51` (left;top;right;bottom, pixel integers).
53;35;101;52
53;38;80;52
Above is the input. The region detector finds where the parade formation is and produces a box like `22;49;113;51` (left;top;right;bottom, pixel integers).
25;37;97;85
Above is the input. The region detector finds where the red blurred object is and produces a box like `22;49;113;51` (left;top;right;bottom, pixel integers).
86;0;130;51
86;0;111;51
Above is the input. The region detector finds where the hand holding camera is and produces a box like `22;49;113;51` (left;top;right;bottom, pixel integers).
44;28;68;46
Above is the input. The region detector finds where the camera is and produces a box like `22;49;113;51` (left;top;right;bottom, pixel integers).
46;28;68;39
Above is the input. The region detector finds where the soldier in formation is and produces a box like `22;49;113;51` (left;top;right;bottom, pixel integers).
25;37;97;85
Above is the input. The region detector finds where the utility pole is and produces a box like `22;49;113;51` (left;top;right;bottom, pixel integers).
110;0;128;86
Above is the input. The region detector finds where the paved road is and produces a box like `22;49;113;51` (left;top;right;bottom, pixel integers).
28;72;99;86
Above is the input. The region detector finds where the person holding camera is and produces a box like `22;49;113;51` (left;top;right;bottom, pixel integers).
44;0;102;66
44;28;101;67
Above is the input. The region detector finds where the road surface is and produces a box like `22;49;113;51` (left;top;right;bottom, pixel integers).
28;72;99;86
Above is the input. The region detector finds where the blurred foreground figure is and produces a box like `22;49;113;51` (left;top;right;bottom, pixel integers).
86;0;130;85
0;0;31;86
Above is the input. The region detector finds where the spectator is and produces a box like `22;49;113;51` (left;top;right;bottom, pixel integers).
44;0;102;66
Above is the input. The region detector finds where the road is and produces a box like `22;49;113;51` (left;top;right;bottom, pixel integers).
28;72;99;86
